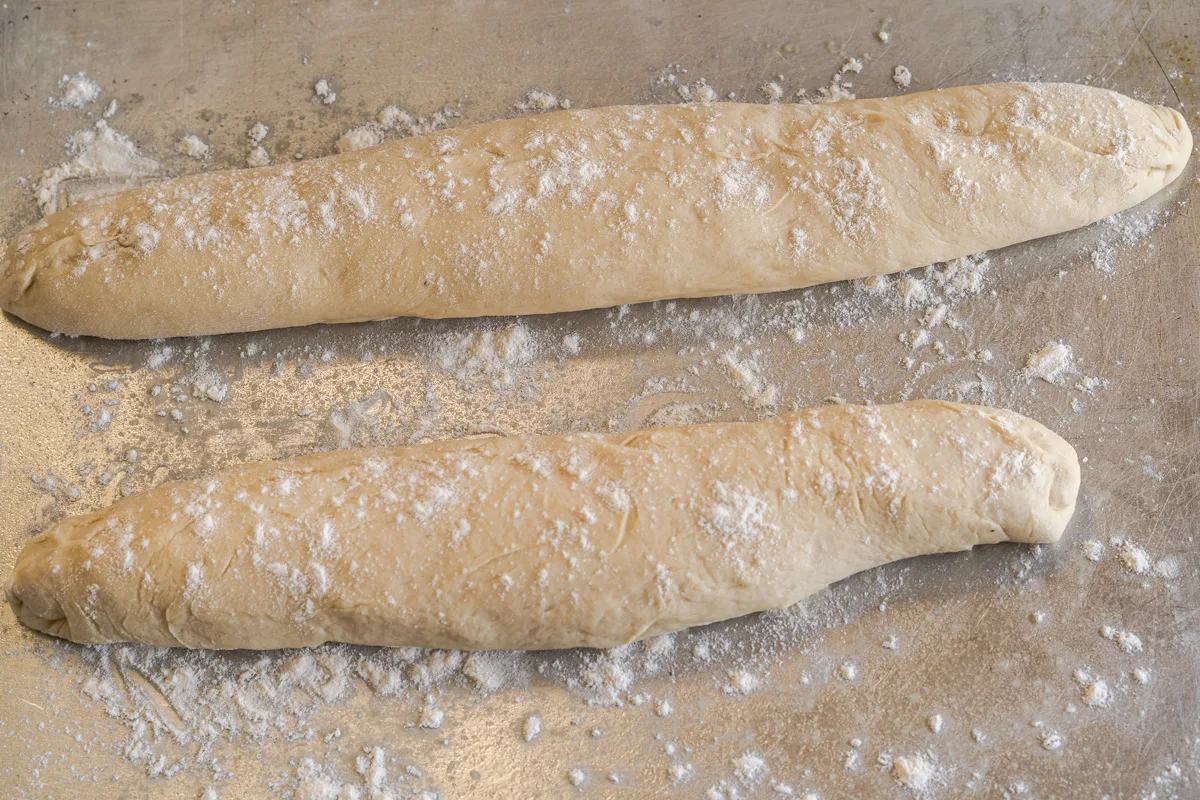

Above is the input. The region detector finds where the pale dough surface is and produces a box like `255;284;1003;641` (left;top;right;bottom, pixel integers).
0;82;1191;339
7;401;1080;650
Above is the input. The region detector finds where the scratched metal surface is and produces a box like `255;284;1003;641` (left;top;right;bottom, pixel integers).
0;0;1197;797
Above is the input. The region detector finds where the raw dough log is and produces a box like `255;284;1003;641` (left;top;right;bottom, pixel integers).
0;82;1190;339
6;401;1080;650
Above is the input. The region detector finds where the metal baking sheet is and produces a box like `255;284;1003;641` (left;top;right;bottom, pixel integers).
1;0;1197;797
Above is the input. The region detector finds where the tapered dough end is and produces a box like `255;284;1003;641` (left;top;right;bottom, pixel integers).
5;512;133;644
943;82;1191;210
0;236;21;310
1045;82;1193;176
966;402;1081;545
1073;85;1192;200
1141;103;1192;187
0;232;34;307
5;529;80;643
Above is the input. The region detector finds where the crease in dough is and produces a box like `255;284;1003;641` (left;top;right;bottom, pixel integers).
6;400;1080;651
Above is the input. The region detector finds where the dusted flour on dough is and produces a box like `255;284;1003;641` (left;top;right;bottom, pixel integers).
7;401;1079;650
0;47;1189;799
3;83;1189;339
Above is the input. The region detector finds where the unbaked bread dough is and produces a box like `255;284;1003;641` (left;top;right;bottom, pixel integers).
0;82;1190;339
6;401;1080;650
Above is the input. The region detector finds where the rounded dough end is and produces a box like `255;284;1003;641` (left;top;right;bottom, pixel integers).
992;407;1080;545
1151;104;1193;185
0;236;30;309
5;537;73;641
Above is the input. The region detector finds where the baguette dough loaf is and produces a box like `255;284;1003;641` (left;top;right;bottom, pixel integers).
7;401;1079;650
0;82;1191;339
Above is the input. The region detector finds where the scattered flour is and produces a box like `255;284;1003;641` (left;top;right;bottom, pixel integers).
176;135;210;159
1040;731;1064;751
724;668;761;695
561;333;582;355
146;344;175;370
1086;680;1112;708
1088;210;1161;273
669;763;694;784
461;651;517;693
678;79;718;104
1024;342;1075;385
431;324;538;388
336;125;383;153
890;752;937;791
523;715;542;742
733;752;768;785
1100;626;1143;654
6;60;1185;797
246;146;270;168
418;699;444;729
720;348;779;408
1153;557;1180;579
290;745;434;800
1081;540;1105;562
327;101;468;159
36;120;161;215
144;338;231;404
893;66;913;89
1114;539;1151;575
654;65;718;104
839;58;864;75
380;103;462;136
1077;674;1112;708
515;89;571;113
809;58;864;103
378;106;413;130
314;78;338;105
761;81;785;102
51;72;101;108
562;650;637;707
